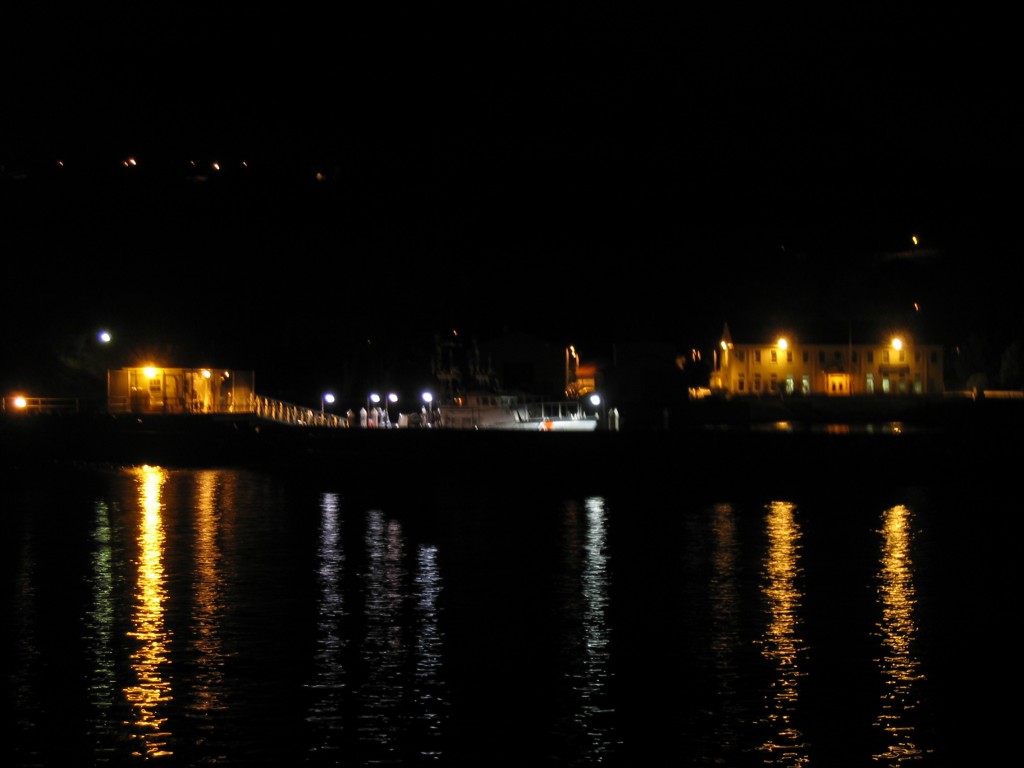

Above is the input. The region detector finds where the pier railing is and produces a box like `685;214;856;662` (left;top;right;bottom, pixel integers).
252;396;349;428
2;396;82;414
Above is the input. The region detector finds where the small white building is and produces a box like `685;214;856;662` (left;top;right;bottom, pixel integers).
107;367;256;415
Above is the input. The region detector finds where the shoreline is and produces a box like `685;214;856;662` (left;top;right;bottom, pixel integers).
2;398;1018;493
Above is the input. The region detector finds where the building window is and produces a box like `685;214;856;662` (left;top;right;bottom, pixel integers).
803;351;809;363
801;375;810;395
754;373;762;392
883;350;890;363
770;373;778;392
786;350;793;363
866;373;874;393
755;350;761;363
834;350;842;361
931;350;938;363
851;350;858;363
882;375;890;393
914;373;923;394
867;351;874;363
737;374;745;392
770;349;778;364
899;350;906;363
785;375;794;394
819;351;826;363
915;350;921;363
737;350;745;362
898;375;907;393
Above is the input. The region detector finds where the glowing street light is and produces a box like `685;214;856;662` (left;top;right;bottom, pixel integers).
321;392;335;416
422;392;433;427
369;393;381;427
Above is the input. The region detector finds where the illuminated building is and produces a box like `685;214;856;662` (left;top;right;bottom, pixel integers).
709;324;944;397
106;367;255;414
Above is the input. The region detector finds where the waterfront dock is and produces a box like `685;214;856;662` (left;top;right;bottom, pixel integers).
2;395;1020;496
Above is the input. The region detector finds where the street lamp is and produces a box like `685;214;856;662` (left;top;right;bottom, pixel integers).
422;392;433;427
589;392;606;428
369;393;381;427
384;392;398;427
321;392;335;416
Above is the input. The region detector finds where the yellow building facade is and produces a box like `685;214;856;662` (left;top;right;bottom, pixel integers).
107;367;255;415
709;329;944;397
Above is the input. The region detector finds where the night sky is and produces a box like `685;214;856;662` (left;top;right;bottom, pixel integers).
4;6;1022;403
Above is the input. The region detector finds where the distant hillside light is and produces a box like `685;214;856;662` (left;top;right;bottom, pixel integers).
98;331;111;343
911;234;919;246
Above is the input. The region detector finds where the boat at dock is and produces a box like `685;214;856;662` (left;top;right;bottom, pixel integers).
435;391;598;431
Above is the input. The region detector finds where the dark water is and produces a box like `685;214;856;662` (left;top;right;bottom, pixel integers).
2;461;1014;767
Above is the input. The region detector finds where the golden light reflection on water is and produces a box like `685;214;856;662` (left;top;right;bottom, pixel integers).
757;500;809;767
873;503;929;763
124;465;173;758
190;470;231;716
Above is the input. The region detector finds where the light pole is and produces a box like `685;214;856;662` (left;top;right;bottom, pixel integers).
589;392;606;429
321;392;335;417
421;391;433;427
384;392;398;427
369;393;380;427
